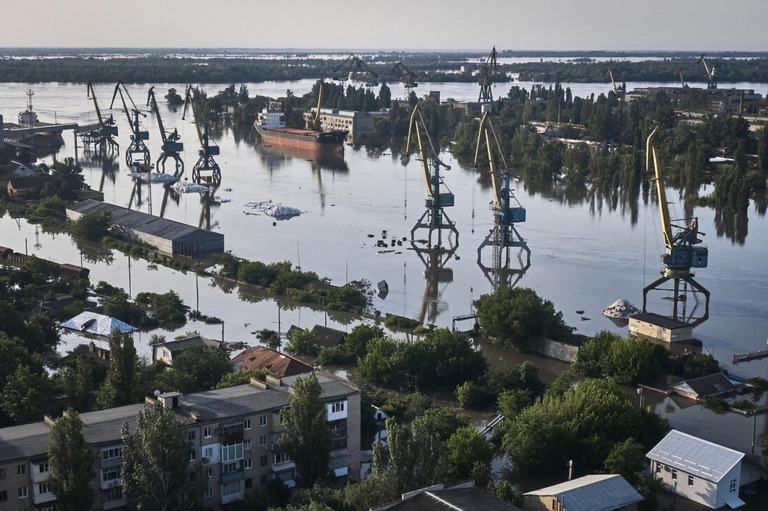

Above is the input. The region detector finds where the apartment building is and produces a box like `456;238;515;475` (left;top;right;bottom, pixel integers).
0;371;360;511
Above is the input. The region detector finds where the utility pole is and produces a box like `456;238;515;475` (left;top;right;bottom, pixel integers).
567;459;573;481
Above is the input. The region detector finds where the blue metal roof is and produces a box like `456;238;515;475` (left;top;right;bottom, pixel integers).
524;474;643;511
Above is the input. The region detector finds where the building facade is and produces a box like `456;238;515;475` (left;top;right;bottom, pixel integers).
0;372;360;511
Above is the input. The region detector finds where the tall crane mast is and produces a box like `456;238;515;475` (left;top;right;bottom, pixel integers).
83;81;119;154
147;86;184;175
110;81;151;168
182;85;221;185
332;54;379;87
307;80;325;131
698;54;718;89
608;68;619;94
643;128;710;326
406;104;458;249
478;46;498;104
474;111;530;289
391;61;418;96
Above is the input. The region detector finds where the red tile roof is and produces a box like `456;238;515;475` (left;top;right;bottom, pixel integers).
231;346;313;377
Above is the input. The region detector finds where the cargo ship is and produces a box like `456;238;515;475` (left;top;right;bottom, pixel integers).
254;107;347;153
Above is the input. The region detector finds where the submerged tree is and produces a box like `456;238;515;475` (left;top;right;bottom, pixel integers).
48;409;94;511
96;330;138;409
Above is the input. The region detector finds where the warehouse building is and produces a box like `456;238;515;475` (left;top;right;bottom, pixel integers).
66;199;224;257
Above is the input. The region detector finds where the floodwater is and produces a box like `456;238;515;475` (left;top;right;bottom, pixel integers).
0;80;767;383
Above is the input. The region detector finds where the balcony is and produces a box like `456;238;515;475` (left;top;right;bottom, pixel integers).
220;470;244;484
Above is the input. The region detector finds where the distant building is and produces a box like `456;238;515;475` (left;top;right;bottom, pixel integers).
230;346;313;377
152;333;224;364
303;108;386;144
66;199;224;258
628;312;693;343
647;430;747;509
310;325;347;349
0;372;361;511
523;474;643;511
626;86;762;114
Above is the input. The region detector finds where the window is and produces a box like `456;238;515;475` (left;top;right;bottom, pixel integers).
102;467;122;482
244;419;252;430
259;415;268;427
41;506;55;511
330;401;345;413
274;452;291;465
38;482;49;494
206;467;213;478
101;447;124;460
204;487;214;499
203;446;213;460
688;475;694;486
244;459;252;470
730;479;737;493
190;450;197;462
17;464;25;476
223;480;243;495
38;462;49;473
18;486;28;498
0;490;6;502
244;439;252;449
671;469;677;480
260;455;268;467
105;487;123;501
221;443;244;462
0;468;5;480
204;427;212;438
222;462;240;475
259;435;268;446
656;463;662;473
188;431;196;441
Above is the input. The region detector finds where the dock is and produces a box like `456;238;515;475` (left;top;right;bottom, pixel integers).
733;348;768;364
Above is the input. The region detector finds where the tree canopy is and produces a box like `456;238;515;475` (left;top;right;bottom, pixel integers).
48;409;94;511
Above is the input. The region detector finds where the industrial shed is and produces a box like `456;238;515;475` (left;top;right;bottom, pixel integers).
66;199;224;257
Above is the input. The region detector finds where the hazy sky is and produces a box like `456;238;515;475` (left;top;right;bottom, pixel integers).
4;0;767;52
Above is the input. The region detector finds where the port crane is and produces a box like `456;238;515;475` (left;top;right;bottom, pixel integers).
643;128;710;326
182;85;221;185
698;54;718;89
307;80;325;131
332;54;379;87
406;104;458;250
82;81;119;155
146;86;184;175
391;61;418;95
474;111;530;289
110;81;151;169
607;68;621;94
478;46;498;104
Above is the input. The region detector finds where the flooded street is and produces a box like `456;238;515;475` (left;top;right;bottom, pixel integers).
0;80;767;382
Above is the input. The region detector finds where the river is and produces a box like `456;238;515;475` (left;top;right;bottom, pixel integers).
0;80;767;385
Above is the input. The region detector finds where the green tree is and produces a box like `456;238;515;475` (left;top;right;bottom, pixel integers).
169;345;231;392
604;438;647;486
1;364;50;423
257;328;282;350
47;409;94;511
447;426;494;480
279;372;331;487
216;368;271;389
97;330;138;409
342;473;399;511
474;287;572;351
122;403;202;510
58;355;94;411
68;211;112;241
285;328;321;358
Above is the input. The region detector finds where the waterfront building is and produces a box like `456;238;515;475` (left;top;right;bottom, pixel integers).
0;372;360;511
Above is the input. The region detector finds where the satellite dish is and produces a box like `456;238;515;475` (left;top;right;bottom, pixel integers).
153;389;161;397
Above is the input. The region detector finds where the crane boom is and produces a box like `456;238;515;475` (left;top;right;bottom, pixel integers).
332;54;379;86
87;81;105;126
406;105;450;199
478;46;498;103
182;85;205;146
146;87;167;142
647;128;674;250
608;68;619;93
181;85;221;185
147;86;184;174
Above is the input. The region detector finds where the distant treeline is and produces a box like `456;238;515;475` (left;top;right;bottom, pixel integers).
2;51;768;84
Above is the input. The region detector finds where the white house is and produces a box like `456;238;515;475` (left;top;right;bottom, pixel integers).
646;430;745;509
522;474;643;511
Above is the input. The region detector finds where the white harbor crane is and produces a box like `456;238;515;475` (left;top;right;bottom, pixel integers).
698;54;718;89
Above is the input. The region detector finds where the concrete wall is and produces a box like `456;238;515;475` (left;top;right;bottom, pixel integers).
536;339;579;363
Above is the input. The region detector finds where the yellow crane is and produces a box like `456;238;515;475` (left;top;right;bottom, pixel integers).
474;111;530;289
643;128;710;325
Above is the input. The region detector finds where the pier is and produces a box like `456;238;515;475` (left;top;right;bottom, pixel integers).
733;347;768;364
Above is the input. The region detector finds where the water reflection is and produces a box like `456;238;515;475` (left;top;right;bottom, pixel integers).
255;142;349;173
410;242;456;325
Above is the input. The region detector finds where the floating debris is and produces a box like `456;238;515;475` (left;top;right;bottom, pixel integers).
173;181;208;194
129;171;179;184
602;299;640;318
244;200;301;219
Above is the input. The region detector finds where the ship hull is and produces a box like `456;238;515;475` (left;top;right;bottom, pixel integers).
255;125;347;153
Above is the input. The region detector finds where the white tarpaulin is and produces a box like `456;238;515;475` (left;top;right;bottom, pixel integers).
60;311;137;336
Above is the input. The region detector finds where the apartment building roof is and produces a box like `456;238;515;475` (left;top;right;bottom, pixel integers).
0;422;51;461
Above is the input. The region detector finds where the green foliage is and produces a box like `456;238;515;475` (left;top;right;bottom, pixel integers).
121;403;202;511
56;355;95;412
47;409;94;511
68;211;112;241
678;352;721;379
502;378;669;475
134;290;190;328
167;346;232;393
1;364;51;423
447;426;494;480
317;324;384;366
96;330;138;409
604;438;646;485
383;313;421;329
474;287;572;351
703;396;730;414
280;373;331;487
342;473;399;511
378;392;433;424
256;328;282;350
573;331;668;385
285;328;321;358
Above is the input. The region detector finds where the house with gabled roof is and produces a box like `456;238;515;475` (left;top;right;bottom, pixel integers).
522;474;643;511
152;333;224;364
311;324;346;348
230;346;313;377
647;430;746;509
670;372;739;401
